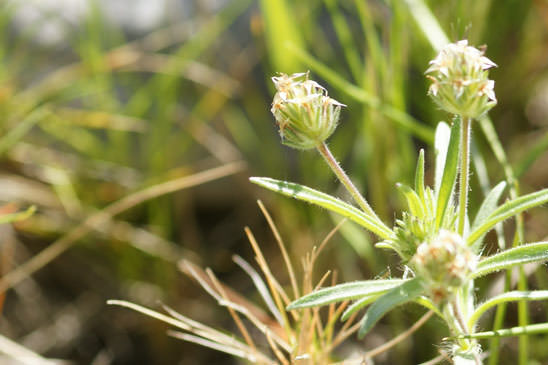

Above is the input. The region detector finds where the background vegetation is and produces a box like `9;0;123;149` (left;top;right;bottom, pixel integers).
1;0;548;363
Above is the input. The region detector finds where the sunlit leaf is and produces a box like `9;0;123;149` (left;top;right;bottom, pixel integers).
397;183;425;219
250;177;393;239
286;279;407;310
415;149;426;202
467;189;548;245
435;118;460;229
472;242;548;278
470;181;506;249
469;291;548;328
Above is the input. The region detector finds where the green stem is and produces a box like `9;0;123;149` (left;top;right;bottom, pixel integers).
449;297;482;365
317;142;378;220
458;117;471;236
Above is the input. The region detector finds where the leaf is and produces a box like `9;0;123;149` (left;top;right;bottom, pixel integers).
341;295;380;321
467;189;548;245
250;177;393;239
415;149;426;202
396;183;425;219
0;206;36;225
469;181;506;248
469;291;548;329
456;322;548;340
286;279;407;310
472;242;548;278
358;278;424;338
434;121;450;195
435;118;461;229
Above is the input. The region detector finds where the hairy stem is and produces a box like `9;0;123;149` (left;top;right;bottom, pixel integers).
458;117;471;235
317;142;378;219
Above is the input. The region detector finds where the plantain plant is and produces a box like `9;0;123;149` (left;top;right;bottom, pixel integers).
252;41;548;364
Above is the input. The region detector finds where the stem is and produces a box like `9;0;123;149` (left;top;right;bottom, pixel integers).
450;298;482;365
458;117;471;235
316;142;378;219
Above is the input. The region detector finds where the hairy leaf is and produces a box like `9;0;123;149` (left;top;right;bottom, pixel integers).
286;279;407;310
472;242;548;278
358;278;424;338
250;177;393;239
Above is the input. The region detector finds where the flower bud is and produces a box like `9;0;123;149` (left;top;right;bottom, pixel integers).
426;40;497;119
411;230;477;302
271;72;344;150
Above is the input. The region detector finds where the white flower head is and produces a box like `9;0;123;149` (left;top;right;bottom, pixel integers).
426;40;497;118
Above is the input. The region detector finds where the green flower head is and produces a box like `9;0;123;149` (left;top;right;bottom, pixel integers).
271;72;344;150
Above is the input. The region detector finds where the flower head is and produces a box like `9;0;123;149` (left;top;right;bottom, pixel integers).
411;230;477;302
271;72;344;150
426;40;497;118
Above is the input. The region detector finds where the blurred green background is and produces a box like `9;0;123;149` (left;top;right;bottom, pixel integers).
1;0;548;363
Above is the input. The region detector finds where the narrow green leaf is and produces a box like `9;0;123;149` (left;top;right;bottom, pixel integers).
287;279;406;310
472;242;548;279
415;149;426;202
470;181;506;249
414;297;443;318
396;183;425;218
456;322;548;340
467;189;548;245
472;182;507;230
341;295;380;321
435;118;461;229
358;278;424;338
469;291;548;329
250;177;393;239
0;206;36;224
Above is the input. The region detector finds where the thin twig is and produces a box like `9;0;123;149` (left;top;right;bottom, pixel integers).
365;310;435;359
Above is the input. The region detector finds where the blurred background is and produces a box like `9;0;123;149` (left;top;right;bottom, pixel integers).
1;0;548;363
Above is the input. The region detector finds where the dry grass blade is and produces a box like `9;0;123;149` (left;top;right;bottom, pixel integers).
179;259;282;335
167;330;274;364
365;310;434;358
206;269;257;352
181;261;290;351
265;331;290;365
244;227;293;327
0;161;246;294
257;200;300;299
108;300;259;356
233;254;283;324
158;304;251;351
